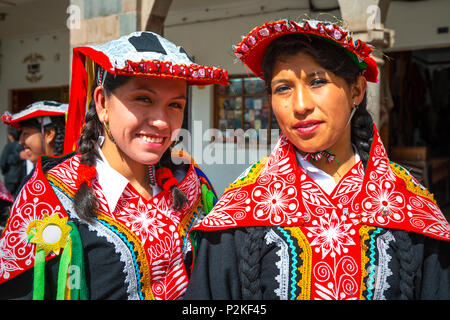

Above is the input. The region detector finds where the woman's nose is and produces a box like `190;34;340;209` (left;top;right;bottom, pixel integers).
292;85;314;115
147;105;170;131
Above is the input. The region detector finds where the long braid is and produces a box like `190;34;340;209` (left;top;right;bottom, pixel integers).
239;227;265;299
393;230;417;300
51;115;66;156
73;104;102;221
351;94;374;170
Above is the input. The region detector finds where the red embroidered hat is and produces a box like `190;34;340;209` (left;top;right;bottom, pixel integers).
233;19;378;83
1;101;68;130
64;31;229;153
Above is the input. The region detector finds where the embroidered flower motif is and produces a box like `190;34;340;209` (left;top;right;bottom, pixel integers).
120;197;168;243
251;180;300;225
362;180;405;224
259;27;270;37
305;209;356;259
333;28;343;40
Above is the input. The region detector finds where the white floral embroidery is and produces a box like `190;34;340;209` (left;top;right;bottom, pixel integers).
305;209;356;259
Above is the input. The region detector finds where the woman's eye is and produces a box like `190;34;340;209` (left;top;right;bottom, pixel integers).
273;84;290;94
136;96;152;103
310;78;328;87
169;102;184;109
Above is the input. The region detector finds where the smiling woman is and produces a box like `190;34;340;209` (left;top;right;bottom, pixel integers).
0;31;228;300
1;101;68;164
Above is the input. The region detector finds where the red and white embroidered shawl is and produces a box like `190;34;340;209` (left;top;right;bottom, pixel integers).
192;125;450;300
0;154;203;300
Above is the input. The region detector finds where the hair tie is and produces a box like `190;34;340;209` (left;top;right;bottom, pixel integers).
75;163;97;190
155;167;178;191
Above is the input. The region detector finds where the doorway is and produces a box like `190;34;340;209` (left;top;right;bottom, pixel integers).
386;47;450;214
10;85;69;114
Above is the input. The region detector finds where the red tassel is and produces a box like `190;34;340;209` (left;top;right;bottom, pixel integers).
155;167;178;191
75;163;97;190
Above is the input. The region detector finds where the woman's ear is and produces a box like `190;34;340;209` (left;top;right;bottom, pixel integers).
44;128;56;156
94;86;108;123
351;75;367;105
44;127;56;145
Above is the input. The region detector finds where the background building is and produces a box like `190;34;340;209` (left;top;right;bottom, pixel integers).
0;0;449;217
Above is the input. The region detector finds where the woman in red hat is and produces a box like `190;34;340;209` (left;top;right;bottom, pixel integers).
2;100;67;164
185;19;450;300
0;31;227;300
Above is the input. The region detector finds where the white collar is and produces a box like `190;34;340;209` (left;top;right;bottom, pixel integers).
295;148;361;195
94;138;185;212
95;145;185;213
95;147;130;213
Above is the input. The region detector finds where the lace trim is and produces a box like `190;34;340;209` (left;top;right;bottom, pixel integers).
373;231;395;300
265;229;290;300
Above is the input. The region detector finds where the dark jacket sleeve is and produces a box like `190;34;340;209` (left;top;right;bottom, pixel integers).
185;227;280;300
185;229;245;299
0;256;60;300
416;236;450;299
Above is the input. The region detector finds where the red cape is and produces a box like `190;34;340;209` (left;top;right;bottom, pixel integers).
192;125;450;242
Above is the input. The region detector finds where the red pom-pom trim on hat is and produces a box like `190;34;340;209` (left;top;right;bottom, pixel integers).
75;163;97;190
233;20;379;83
155;167;178;191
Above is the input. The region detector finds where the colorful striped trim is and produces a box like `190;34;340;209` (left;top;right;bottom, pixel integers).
225;157;268;192
46;172;154;300
179;198;203;248
284;227;312;300
359;225;380;300
390;162;436;204
277;227;302;300
95;213;154;300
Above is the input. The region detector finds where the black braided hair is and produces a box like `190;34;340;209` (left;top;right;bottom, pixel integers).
51;115;66;156
73;103;102;221
262;33;374;169
73;71;188;220
239;227;265;299
351;94;374;169
393;230;417;300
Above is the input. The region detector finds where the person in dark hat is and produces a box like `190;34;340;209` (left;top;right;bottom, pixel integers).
0;126;26;196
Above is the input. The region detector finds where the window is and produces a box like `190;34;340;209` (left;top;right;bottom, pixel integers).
214;75;279;145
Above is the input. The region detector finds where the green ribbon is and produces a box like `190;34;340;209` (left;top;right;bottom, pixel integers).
67;221;88;300
56;239;72;300
32;249;46;300
201;184;217;214
30;221;88;300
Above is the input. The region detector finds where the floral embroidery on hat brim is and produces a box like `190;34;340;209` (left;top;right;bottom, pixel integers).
116;59;229;86
82;31;229;86
233;19;378;83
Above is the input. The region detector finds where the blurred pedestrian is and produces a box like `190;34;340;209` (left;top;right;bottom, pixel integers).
0;126;26;196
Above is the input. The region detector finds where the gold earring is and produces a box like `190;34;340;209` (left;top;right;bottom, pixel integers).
103;121;116;144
